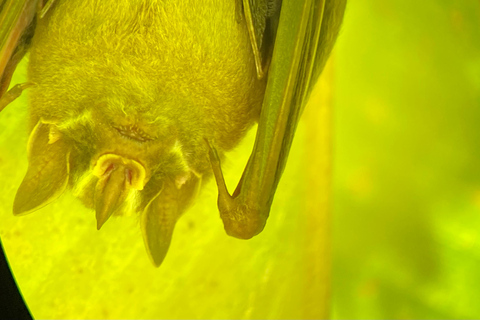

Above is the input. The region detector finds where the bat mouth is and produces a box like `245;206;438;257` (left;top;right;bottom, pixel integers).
113;124;156;142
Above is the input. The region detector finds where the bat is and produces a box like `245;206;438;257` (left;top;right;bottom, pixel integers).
0;0;346;267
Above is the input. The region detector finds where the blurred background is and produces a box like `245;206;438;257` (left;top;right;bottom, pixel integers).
0;0;479;319
333;0;480;318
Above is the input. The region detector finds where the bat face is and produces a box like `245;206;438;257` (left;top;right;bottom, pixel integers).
14;0;266;266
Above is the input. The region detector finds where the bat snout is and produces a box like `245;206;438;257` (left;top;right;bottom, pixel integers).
92;154;148;229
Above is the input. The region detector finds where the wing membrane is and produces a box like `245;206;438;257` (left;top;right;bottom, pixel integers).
208;0;346;239
0;0;38;97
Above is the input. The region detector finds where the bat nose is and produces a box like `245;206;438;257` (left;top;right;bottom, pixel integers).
93;154;147;190
92;154;147;229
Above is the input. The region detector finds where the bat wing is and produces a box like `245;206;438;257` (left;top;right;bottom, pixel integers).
0;0;43;112
241;0;281;79
208;0;346;239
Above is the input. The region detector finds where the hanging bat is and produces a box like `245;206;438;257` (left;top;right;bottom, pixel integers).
0;0;346;267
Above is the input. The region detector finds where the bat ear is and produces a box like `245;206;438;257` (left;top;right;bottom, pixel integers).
141;190;179;268
13;121;70;215
141;176;200;267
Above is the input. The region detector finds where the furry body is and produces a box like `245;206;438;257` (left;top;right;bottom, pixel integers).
13;0;266;265
9;0;346;265
26;0;264;210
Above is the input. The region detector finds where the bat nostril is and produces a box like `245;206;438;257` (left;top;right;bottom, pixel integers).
104;163;115;176
94;160;116;178
125;168;133;186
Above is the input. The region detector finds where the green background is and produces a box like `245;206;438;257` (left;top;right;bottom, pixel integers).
333;0;480;318
1;0;479;318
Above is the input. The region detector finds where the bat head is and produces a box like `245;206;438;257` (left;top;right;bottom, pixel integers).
13;101;198;230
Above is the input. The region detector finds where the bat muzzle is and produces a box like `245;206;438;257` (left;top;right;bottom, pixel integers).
92;154;147;229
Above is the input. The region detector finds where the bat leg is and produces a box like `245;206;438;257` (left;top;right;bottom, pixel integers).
206;140;267;240
0;82;34;113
